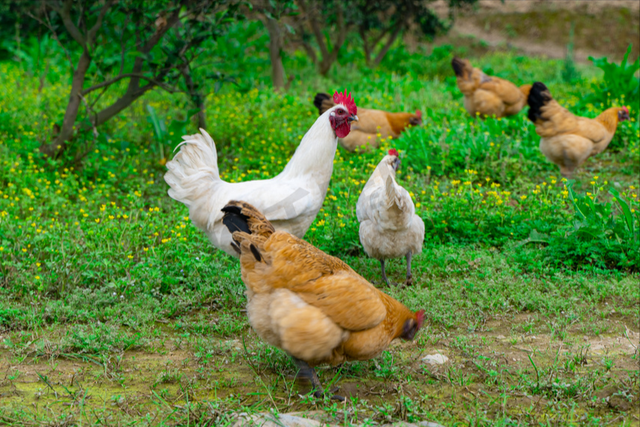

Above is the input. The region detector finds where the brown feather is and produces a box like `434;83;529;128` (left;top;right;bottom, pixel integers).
231;202;423;368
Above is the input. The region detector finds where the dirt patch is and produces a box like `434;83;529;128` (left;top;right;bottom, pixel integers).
433;0;640;62
1;319;638;424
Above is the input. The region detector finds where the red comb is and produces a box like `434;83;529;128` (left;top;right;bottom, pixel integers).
622;106;629;114
415;310;425;329
388;149;399;157
416;110;422;119
333;90;357;116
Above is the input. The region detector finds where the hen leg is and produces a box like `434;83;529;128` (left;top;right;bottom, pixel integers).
380;259;389;285
292;357;345;401
405;251;413;287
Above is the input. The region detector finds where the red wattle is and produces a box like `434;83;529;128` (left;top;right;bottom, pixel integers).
335;123;350;138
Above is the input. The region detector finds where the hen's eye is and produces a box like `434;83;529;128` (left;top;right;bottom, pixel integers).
338;109;345;114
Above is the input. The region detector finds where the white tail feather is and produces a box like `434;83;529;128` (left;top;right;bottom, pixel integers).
164;129;221;228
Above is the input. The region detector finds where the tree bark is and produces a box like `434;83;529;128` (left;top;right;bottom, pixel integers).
264;17;286;90
297;0;347;76
40;50;91;156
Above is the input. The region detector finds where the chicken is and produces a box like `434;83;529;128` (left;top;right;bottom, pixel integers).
451;57;532;118
313;93;421;152
527;82;630;178
356;149;424;286
165;90;358;257
221;201;425;400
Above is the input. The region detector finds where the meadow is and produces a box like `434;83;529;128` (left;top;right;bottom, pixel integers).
0;20;639;426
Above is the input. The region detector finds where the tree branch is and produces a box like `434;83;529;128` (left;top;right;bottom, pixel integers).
322;2;347;71
297;0;329;59
81;73;178;96
87;0;116;47
28;4;74;73
59;0;87;48
372;22;404;67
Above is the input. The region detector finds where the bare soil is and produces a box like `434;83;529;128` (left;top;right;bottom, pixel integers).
435;0;640;62
1;314;638;425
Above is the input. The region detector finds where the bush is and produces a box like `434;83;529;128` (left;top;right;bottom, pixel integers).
584;45;640;108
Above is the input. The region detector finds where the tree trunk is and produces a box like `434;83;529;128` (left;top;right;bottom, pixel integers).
264;17;286;90
360;28;372;67
92;83;156;127
372;24;403;68
179;64;207;130
40;50;91;156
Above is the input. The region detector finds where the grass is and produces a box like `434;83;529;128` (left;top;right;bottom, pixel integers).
0;21;639;426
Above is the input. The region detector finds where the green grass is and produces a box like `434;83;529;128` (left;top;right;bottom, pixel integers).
0;22;639;426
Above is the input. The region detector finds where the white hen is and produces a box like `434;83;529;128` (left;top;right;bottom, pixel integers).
356;149;425;286
165;90;358;257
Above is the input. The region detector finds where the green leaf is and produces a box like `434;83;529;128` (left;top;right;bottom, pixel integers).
609;188;635;237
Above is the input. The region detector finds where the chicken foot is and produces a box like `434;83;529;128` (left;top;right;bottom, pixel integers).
405;251;413;287
292;357;345;401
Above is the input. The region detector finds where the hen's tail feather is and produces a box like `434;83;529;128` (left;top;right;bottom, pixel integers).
222;201;275;238
384;175;401;210
527;82;552;123
313;93;334;115
451;57;469;78
222;201;275;263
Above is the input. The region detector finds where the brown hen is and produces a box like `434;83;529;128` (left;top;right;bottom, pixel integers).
527;82;630;178
452;57;531;118
222;201;424;400
314;93;422;152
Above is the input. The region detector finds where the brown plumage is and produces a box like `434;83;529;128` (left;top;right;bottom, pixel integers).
452;57;531;118
527;82;630;178
313;93;422;152
222;201;424;399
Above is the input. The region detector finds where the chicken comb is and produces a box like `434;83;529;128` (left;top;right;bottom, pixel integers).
415;310;425;329
333;89;357;116
416;110;422;119
388;149;399;157
622;106;629;114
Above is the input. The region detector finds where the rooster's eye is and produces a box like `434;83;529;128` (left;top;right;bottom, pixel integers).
337;109;345;114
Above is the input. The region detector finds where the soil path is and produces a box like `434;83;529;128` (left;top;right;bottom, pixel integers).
452;19;599;64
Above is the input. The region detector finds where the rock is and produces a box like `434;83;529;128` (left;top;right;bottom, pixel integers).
233;413;330;427
421;354;449;365
234;413;446;427
381;422;445;427
419;422;446;427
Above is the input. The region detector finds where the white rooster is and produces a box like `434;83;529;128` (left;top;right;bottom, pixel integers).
356;149;425;286
165;90;358;257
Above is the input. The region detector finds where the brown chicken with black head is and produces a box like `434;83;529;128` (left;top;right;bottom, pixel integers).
222;201;425;401
527;82;630;178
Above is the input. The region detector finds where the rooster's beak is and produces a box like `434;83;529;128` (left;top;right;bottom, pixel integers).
348;114;358;123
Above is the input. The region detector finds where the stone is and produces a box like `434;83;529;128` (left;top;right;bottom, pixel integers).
421;353;449;365
233;413;331;427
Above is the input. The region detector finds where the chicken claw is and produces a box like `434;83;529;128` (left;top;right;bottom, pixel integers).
292;357;345;401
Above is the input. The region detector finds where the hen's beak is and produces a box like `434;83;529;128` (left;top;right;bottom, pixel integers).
348;114;358;123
